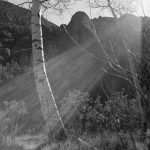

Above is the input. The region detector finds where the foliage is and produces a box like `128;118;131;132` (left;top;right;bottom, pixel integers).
53;90;147;149
0;100;27;148
68;90;141;134
0;61;22;83
105;91;141;131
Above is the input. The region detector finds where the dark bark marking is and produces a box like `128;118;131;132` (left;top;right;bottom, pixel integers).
39;79;45;83
37;46;42;50
38;59;44;63
32;39;41;43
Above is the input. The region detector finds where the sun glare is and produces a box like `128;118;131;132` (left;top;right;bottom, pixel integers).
138;0;150;16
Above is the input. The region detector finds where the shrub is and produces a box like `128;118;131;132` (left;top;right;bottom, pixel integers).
68;90;141;134
0;61;21;83
105;91;141;132
38;90;147;150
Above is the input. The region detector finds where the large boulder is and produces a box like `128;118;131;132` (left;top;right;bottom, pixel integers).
0;43;10;65
12;36;32;67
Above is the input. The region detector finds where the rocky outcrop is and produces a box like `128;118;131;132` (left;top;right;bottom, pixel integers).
66;11;95;44
11;36;32;67
0;42;10;65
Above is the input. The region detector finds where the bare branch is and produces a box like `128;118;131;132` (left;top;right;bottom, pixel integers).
90;0;138;18
139;0;146;16
41;0;72;14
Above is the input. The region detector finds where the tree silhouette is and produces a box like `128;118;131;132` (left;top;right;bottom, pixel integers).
90;0;138;18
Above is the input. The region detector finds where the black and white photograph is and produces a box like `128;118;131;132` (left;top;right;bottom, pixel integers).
0;0;150;149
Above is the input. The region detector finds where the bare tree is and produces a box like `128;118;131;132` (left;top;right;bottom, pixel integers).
90;0;138;18
89;0;147;138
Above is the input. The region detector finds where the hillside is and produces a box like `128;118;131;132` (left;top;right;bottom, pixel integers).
0;1;58;66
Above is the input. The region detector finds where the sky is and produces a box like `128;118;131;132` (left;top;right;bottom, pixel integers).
8;0;150;26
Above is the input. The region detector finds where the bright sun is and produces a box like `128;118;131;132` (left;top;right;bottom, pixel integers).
137;0;150;16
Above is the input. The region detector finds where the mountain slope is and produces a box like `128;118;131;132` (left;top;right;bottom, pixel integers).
0;1;58;66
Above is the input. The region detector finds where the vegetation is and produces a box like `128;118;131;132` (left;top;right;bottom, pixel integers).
35;90;148;150
0;1;150;150
69;90;141;134
0;61;22;83
0;100;27;149
0;90;148;150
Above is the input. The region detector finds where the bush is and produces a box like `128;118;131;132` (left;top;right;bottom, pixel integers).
68;90;141;134
35;90;147;150
62;90;145;149
105;91;141;132
0;61;21;83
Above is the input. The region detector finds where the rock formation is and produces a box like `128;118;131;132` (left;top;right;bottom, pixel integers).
67;11;95;44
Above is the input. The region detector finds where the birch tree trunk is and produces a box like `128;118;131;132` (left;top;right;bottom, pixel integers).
31;0;58;141
31;1;81;144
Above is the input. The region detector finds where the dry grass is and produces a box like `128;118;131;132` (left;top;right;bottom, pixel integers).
0;137;25;150
40;132;147;150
